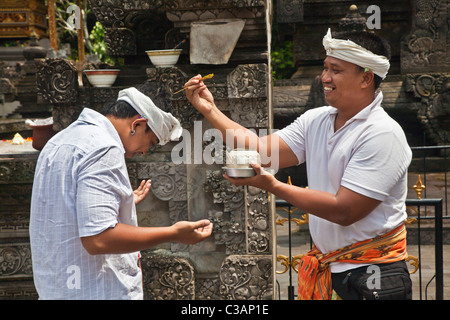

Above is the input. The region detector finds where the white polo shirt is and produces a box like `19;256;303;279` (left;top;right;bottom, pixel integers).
275;92;412;273
30;108;143;299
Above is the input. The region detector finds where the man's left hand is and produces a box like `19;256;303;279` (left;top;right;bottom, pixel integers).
134;179;151;205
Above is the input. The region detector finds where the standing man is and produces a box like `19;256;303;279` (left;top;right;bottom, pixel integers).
184;29;412;300
30;86;212;299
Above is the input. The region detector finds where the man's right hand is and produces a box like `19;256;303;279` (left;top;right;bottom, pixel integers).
184;75;215;115
172;219;213;245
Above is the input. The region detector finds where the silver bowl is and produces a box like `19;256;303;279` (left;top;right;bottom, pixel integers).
222;167;256;178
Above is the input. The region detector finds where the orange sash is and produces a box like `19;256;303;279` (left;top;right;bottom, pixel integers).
297;224;408;300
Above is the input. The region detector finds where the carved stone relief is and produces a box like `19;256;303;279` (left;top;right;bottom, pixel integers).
104;28;137;56
406;73;450;145
219;255;273;300
141;252;195;300
204;170;246;254
401;0;449;74
87;0;173;56
0;244;32;280
36;58;78;104
276;0;304;23
228;64;267;98
246;186;271;254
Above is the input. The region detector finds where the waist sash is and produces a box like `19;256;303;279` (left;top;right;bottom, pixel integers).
297;224;408;300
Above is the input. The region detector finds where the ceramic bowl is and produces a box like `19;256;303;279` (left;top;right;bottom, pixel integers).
146;49;182;68
83;69;120;87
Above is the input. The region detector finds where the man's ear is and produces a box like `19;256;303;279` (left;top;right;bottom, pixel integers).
361;70;375;89
131;117;148;131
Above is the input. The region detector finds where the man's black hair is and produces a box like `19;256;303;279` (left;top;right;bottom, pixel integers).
333;31;391;90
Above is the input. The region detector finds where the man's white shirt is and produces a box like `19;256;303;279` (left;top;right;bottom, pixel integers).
275;92;412;273
30;108;143;299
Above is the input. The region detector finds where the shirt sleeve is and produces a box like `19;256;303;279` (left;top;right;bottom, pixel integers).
341;130;412;201
273;115;306;165
76;146;133;237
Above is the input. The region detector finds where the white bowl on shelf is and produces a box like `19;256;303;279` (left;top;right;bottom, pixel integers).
146;49;182;68
83;69;120;87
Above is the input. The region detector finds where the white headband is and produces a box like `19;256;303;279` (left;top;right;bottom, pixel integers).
322;28;390;79
117;87;182;146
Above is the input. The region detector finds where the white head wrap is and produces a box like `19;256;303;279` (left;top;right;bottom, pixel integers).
322;28;390;79
117;87;182;145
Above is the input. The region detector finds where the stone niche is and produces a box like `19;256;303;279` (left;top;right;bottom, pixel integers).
30;0;275;300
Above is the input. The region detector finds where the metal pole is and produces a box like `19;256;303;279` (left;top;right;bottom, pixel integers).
288;203;294;300
406;198;444;300
434;199;444;300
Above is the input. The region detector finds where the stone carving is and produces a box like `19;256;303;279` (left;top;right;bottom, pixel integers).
171;100;203;129
219;255;272;300
246;186;271;254
0;244;32;280
0;160;36;184
195;275;221;300
137;162;188;252
165;0;264;10
337;4;366;33
87;0;172;56
87;0;165;28
204;170;245;254
51;105;83;132
277;0;303;23
138;163;187;202
0;213;30;238
228;64;267;98
401;0;449;73
141;252;195;300
104;28;136;56
146;67;187;97
229;98;268;128
0;185;32;209
0;282;38;299
406;73;450;145
36;59;78;104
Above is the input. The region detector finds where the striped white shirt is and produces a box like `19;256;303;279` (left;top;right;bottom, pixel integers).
30;108;143;299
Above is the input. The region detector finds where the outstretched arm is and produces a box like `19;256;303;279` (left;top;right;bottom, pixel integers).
184;75;298;169
225;163;381;226
81;219;213;255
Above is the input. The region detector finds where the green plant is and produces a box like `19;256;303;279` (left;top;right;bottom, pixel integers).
271;41;295;80
89;21;114;64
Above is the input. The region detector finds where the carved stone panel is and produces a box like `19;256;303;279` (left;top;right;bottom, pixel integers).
401;0;449;74
141;252;195;300
228;64;267;98
277;0;304;23
204;170;246;254
405;73;450;145
0;243;33;281
219;255;273;300
36;59;78;104
246;186;271;254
